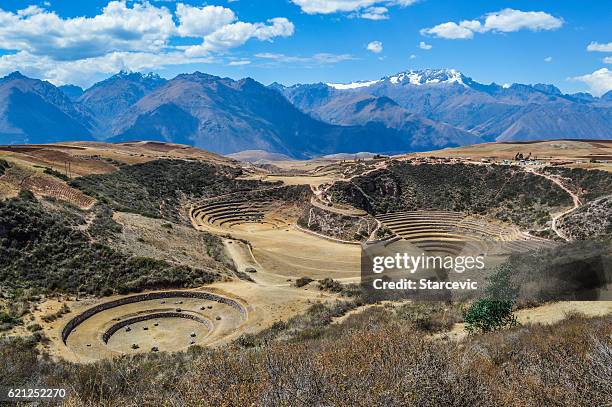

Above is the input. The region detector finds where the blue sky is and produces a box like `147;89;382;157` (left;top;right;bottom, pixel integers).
0;0;610;95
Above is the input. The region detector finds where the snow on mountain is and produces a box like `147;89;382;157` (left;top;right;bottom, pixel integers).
327;69;468;90
326;80;382;90
386;69;466;86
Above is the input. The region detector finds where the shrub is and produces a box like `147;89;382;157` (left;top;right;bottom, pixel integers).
43;167;70;181
26;323;42;332
464;299;517;334
295;277;314;288
318;278;343;293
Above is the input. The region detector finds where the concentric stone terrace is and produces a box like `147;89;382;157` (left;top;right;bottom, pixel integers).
191;199;287;230
377;211;556;256
63;291;248;361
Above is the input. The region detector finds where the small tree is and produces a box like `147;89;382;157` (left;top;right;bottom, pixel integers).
464;299;517;334
464;264;519;334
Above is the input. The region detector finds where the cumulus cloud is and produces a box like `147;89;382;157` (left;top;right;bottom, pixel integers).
544;56;552;63
604;57;612;64
0;1;176;60
587;42;612;52
175;4;236;37
570;68;612;96
367;41;383;53
185;18;294;56
0;1;294;85
421;8;562;40
290;0;415;19
418;41;432;50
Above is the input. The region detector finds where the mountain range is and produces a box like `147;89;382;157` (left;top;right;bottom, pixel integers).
0;69;611;157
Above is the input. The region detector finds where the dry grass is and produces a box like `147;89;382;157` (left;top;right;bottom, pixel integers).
1;308;610;406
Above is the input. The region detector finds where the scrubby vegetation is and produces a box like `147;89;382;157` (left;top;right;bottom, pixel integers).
42;166;70;181
297;205;376;241
558;195;612;240
70;159;274;219
542;167;612;201
87;204;123;240
0;159;10;175
329;163;572;228
294;277;314;288
464;299;518;334
1;308;609;406
0;194;221;296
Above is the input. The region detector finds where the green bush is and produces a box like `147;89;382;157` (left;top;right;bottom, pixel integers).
464;299;517;334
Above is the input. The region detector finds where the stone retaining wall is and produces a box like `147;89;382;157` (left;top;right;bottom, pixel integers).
62;291;246;344
102;312;212;343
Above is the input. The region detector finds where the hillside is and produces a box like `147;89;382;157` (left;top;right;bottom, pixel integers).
558;195;612;240
70;159;270;219
277;83;482;150
1;306;609;406
0;193;225;295
328;162;572;229
110;73;408;158
0;72;94;144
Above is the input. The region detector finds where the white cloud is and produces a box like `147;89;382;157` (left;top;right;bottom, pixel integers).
367;40;383;53
483;9;562;32
185;18;294;56
604;56;612;64
418;41;432;50
544;56;552;63
290;0;415;19
0;1;176;60
0;50;214;87
421;20;481;40
409;54;416;59
587;41;612;52
255;52;354;65
0;1;295;86
359;7;388;20
176;4;236;37
570;68;612;96
228;60;251;66
421;8;562;40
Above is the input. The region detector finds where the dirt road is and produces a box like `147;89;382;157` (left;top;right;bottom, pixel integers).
525;168;582;241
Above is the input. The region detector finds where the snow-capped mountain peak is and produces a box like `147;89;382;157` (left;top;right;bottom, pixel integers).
386;69;467;86
325;69;468;91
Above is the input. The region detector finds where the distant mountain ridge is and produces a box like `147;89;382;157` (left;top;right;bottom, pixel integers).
0;69;611;156
281;69;612;142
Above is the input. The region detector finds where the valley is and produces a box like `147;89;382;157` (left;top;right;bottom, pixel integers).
0;139;610;405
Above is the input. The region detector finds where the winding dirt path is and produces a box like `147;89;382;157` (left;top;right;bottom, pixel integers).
525;168;582;241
